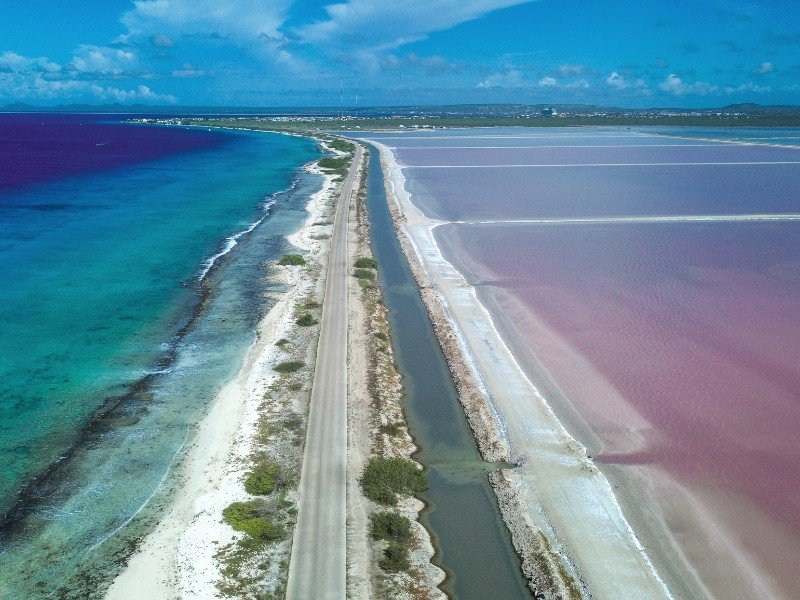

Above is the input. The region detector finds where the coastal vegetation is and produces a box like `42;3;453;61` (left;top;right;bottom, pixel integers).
277;253;306;266
295;313;317;326
222;501;286;542
378;421;404;436
353;268;375;280
361;456;428;506
244;461;282;495
318;156;350;177
324;137;356;154
354;256;378;269
274;360;304;374
371;511;413;544
380;541;412;572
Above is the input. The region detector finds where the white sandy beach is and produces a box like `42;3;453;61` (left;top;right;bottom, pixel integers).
370;140;674;599
107;162;338;599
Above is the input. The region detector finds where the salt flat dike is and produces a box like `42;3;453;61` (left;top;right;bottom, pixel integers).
352;126;800;600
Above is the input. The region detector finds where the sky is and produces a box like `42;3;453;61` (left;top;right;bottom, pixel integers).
1;0;799;108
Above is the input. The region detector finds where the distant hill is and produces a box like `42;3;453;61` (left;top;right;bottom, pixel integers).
3;101;800;118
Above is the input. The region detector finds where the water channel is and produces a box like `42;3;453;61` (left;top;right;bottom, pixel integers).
363;145;532;599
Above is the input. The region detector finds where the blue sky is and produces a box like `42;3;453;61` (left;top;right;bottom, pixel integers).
1;0;799;107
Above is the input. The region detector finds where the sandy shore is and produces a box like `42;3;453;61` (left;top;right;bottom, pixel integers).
107;159;338;599
371;140;673;599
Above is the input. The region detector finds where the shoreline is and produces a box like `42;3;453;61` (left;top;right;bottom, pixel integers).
370;139;673;599
107;154;338;598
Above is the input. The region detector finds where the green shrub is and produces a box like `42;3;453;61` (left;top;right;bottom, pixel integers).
371;512;413;544
275;338;290;347
282;415;303;433
353;268;374;280
244;462;280;495
223;501;258;529
379;541;411;572
278;253;306;266
275;360;303;373
222;501;286;542
295;313;317;326
318;156;350;175
354;257;378;269
379;421;403;436
327;138;355;154
361;457;427;506
242;518;285;542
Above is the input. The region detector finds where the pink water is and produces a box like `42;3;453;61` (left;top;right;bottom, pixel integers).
436;221;800;595
377;127;800;596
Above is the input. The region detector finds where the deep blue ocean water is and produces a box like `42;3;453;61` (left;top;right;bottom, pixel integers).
0;114;320;597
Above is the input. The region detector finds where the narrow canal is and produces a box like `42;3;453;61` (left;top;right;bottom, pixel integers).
363;146;532;599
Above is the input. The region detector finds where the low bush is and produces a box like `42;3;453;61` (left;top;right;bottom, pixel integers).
222;501;285;542
370;511;413;544
353;268;375;280
244;461;281;495
354;257;378;269
379;541;411;572
295;313;317;326
378;421;403;437
275;338;290;347
361;457;427;506
278;253;306;266
327;138;355;154
318;156;349;175
275;360;303;374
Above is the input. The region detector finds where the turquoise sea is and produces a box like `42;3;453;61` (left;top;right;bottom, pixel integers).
0;117;320;597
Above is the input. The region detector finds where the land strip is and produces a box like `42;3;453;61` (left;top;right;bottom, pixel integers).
286;144;363;599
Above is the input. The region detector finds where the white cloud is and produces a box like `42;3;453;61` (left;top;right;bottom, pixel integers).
477;68;528;89
90;83;177;103
297;0;535;54
558;64;583;75
658;73;718;96
538;76;557;86
0;51;61;74
606;71;648;92
172;63;207;78
0;49;174;103
123;0;291;41
754;61;774;74
151;33;174;47
565;78;590;89
69;45;138;76
0;51;34;72
724;82;771;94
